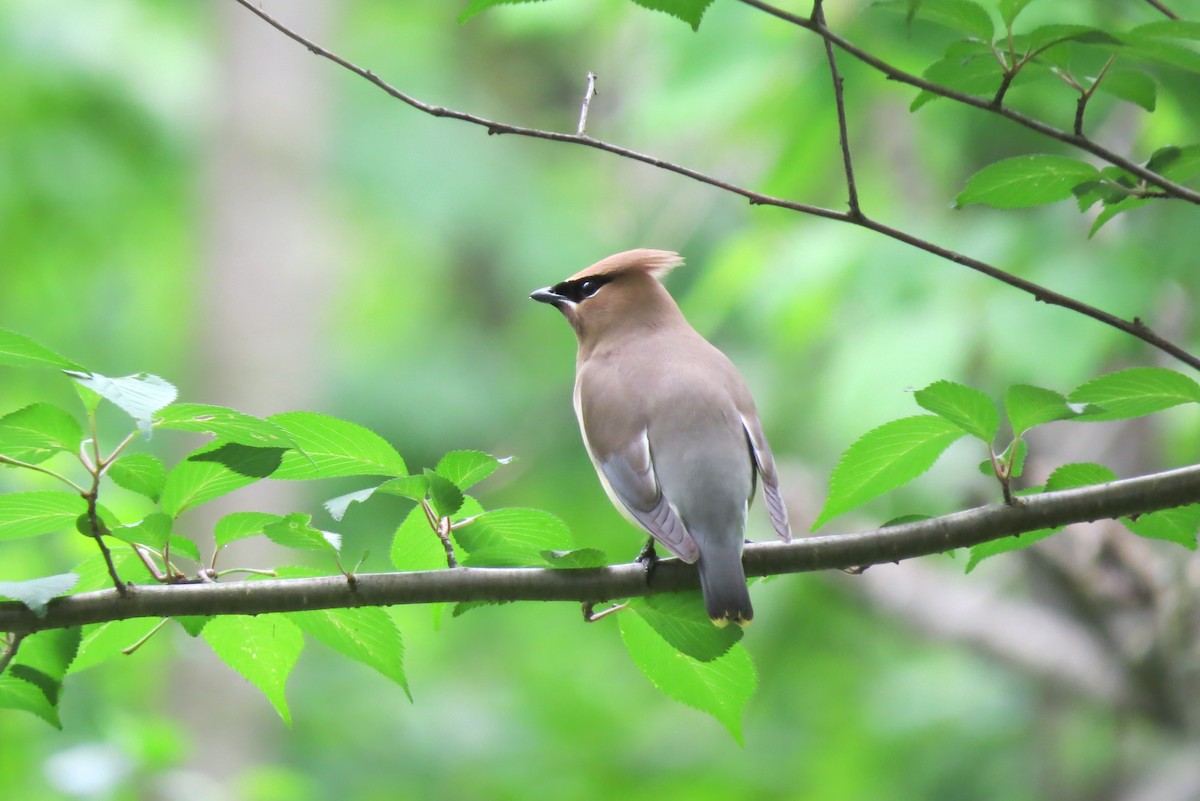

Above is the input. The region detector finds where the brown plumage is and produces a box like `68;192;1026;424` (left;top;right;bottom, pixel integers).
531;249;791;626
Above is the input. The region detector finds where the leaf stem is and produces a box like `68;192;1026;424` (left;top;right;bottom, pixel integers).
0;454;87;493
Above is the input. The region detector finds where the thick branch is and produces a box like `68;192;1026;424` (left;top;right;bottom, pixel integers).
229;0;1200;372
737;0;1200;205
3;463;1199;635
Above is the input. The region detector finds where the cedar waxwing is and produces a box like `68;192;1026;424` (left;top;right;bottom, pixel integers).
531;249;791;626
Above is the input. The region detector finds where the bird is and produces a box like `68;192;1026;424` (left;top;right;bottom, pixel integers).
530;249;791;626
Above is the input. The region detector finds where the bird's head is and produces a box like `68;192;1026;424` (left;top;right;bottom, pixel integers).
529;249;685;345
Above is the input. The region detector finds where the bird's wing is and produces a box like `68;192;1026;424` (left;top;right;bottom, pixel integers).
597;431;701;563
740;413;792;542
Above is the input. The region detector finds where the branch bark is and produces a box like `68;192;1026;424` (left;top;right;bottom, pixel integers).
227;0;1200;373
4;463;1199;635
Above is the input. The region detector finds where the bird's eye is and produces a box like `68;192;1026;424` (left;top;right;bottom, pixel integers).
579;280;598;296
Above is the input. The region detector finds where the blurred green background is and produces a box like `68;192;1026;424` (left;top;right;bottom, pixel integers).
2;0;1198;799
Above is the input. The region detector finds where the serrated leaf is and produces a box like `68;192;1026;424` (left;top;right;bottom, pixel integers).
0;675;61;727
966;462;1119;571
390;505;449;572
1125;505;1200;549
376;475;430;502
1095;69;1156;111
69;618;163;673
1121;27;1200;72
423;468;464;518
628;592;742;662
435;450;507;491
0;403;83;465
268;412;407;480
0;329;84;371
160;443;284;517
814;415;966;529
914;380;999;441
11;628;81;702
70;550;152;593
263;514;341;554
540;548;609;568
154;404;295;449
202;614;304;724
110;513;172;551
1021;24;1122;53
630;0;715;31
453;507;572;566
878;0;994;39
1069;367;1200;420
0;573;78;617
1005;384;1077;435
107;453;167;501
910;53;1006;111
957;155;1100;209
618;610;756;744
0;492;88;541
174;616;209;637
213;513;283;551
67;372;177;436
278;567;408;697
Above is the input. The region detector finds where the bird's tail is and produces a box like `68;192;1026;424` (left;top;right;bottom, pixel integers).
697;549;753;627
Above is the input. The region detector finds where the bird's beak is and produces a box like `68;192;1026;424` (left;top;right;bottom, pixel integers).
530;287;567;307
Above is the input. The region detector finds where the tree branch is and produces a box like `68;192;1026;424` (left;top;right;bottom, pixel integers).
736;0;1200;206
228;0;1200;372
814;0;861;218
3;463;1199;635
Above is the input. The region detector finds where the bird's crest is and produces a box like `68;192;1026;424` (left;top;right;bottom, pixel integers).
569;249;684;283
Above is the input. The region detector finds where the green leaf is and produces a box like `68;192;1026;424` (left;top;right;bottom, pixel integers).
1125;505;1200;550
1130;20;1200;42
813;415;966;529
0;403;83;464
390;504;449;572
879;0;994;40
1069;367;1200;420
154;404;295;449
263;514;341;555
956;155;1100;209
70;549;152;593
268;412;407;480
107;454;167;502
0;329;84;371
435;450;509;491
214;511;283;549
0;492;88;541
110;513;172;552
910;52;1005;111
69;618;164;673
1122;24;1200;72
160;443;284;517
628;592;742;662
67;372;177;436
540;548;610;568
10;627;81;705
279;567;409;697
966;462;1119;571
1088;196;1150;237
1150;144;1200;183
202;614;304;724
1005;384;1077;436
424;468;464;518
618;610;756;744
375;475;430;502
1095;70;1156;112
0;573;78;617
997;0;1034;27
453;507;572;566
913;380;999;441
629;0;716;31
0;675;61;727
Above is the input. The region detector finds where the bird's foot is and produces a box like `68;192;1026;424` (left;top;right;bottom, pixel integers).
636;538;659;582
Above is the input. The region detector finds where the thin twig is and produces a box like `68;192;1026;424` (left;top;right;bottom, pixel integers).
4;462;1200;634
1142;0;1179;19
0;454;87;493
227;0;1200;372
814;0;861;217
576;71;598;137
1075;54;1118;137
736;0;1200;205
0;632;25;676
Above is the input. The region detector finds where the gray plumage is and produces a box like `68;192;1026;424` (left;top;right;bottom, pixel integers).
531;249;791;626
